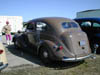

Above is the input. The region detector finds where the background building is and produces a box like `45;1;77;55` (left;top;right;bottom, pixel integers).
0;16;23;33
77;9;100;18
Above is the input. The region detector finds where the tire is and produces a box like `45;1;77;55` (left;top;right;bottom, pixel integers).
39;47;52;64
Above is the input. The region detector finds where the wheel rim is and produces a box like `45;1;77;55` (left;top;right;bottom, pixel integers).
43;51;48;58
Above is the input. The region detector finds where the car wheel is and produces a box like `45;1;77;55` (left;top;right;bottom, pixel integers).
39;47;52;64
14;40;20;49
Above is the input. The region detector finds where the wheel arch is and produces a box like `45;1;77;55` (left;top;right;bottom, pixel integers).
37;40;56;56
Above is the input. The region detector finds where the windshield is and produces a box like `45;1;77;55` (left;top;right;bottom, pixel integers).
62;22;78;29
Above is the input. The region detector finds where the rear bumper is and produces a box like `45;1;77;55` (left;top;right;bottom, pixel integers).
62;54;93;62
0;62;8;70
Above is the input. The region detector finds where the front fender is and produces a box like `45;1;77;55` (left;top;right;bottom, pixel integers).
12;34;19;42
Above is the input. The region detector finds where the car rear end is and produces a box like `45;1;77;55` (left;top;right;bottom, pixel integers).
0;42;8;70
60;30;92;62
51;18;92;62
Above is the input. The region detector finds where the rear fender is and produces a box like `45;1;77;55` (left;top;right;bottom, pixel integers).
37;40;65;60
37;40;55;54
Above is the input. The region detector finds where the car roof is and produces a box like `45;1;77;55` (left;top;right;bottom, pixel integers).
27;17;80;35
74;18;100;22
30;17;73;21
28;17;76;26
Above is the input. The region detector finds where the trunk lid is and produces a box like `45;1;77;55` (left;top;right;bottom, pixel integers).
61;30;91;58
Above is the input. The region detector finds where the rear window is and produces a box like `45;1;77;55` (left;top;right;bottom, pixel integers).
62;22;78;29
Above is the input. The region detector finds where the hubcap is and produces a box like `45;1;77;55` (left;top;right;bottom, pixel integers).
43;51;48;58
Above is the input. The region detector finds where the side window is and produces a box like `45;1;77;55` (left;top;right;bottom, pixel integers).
81;21;91;27
27;22;35;31
93;23;100;27
36;22;47;31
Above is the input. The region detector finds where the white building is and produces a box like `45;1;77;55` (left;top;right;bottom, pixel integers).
0;16;23;33
77;9;100;18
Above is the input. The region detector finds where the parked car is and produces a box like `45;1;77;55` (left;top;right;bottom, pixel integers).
0;42;8;70
13;17;92;63
74;18;100;53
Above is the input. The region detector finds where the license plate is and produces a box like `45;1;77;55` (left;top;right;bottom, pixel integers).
80;40;85;46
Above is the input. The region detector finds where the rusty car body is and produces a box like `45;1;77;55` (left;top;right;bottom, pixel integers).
13;17;92;63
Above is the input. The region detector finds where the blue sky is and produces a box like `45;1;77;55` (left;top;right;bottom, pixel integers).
0;0;100;21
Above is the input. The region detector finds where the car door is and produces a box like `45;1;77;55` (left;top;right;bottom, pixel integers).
35;21;55;42
24;22;38;54
25;22;36;45
35;22;48;41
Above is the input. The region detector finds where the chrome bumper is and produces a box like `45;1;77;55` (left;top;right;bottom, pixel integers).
0;63;8;70
62;54;93;62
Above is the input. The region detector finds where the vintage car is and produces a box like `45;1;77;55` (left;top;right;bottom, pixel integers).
13;17;92;63
74;18;100;53
0;42;8;70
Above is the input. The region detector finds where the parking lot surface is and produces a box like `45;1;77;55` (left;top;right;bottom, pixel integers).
1;35;41;71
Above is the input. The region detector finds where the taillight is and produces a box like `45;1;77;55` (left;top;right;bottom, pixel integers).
0;50;3;54
58;46;63;50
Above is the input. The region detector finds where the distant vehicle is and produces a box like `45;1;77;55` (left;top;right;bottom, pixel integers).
0;42;8;70
74;18;100;53
13;17;92;64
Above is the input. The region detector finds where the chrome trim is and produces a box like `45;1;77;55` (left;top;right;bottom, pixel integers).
62;54;93;62
0;63;8;70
